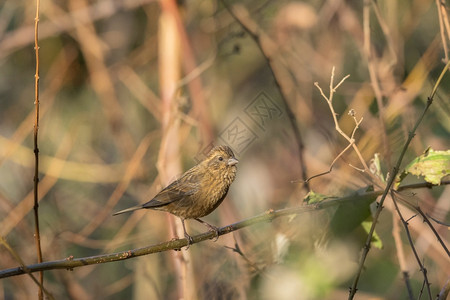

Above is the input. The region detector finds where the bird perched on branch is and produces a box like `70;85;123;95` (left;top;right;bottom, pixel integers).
113;145;239;246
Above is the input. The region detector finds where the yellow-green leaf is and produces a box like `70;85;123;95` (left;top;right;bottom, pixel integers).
404;149;450;185
361;220;383;249
303;190;334;204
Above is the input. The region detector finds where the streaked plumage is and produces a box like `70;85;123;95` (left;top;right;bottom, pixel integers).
113;145;238;245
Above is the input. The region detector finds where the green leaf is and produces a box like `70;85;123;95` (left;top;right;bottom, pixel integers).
403;149;450;185
303;190;335;204
329;186;377;237
361;220;383;249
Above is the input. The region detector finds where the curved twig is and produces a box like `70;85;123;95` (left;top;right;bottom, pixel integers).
220;0;310;191
348;59;450;299
1;190;383;279
391;192;432;299
1;180;447;280
33;0;44;298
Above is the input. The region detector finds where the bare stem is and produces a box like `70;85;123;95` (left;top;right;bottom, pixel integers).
363;0;392;168
348;59;450;300
33;0;44;298
1;181;446;279
395;194;450;257
0;237;54;299
391;192;432;299
309;67;370;182
0;190;380;279
220;0;310;191
436;0;449;62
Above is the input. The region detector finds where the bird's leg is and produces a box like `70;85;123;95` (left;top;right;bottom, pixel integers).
195;218;220;242
181;218;194;248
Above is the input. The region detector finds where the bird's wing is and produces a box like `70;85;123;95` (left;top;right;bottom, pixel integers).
142;174;200;208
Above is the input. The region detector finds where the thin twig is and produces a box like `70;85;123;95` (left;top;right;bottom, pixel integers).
403;272;415;300
398;200;450;257
437;278;450;300
0;190;384;278
348;59;450;300
79;133;154;237
363;0;392;169
220;0;310;191
0;237;54;299
391;192;432;299
224;236;262;273
370;0;398;64
416;209;449;256
157;1;196;298
390;194;414;299
388;189;450;265
0;0;156;58
68;0;135;158
307;68;368;182
305;141;354;182
436;0;449;62
1;180;447;279
33;0;44;298
426;213;450;227
392;196;433;300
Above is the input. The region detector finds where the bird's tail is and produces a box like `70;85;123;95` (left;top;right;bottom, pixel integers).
112;205;143;216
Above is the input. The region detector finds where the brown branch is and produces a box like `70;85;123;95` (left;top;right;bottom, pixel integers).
348;59;450;299
305;141;354;183
363;0;392;169
33;0;44;298
0;0;156;59
390;198;414;300
307;68;369;182
370;0;398;66
416;206;449;256
79;133;154;237
0;237;54;299
1;180;447;280
437;278;450;300
220;1;310;191
436;0;450;62
0;190;383;279
391;192;432;299
224;235;262;273
426;213;450;227
67;0;135;158
394;194;450;257
157;1;196;298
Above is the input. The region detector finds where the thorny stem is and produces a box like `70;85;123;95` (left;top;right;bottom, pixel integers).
348;60;450;299
0;190;383;279
396;194;450;256
1;180;447;279
33;0;44;299
224;236;262;273
391;192;432;299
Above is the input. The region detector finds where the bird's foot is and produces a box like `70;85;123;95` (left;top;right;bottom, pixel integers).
184;232;194;250
194;218;220;242
204;223;220;242
180;218;194;250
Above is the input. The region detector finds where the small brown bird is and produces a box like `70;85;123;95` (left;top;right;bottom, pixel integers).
113;145;238;245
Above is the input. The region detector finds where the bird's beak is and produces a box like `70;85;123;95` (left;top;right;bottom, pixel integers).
227;157;239;166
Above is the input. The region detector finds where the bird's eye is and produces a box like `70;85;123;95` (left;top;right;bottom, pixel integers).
218;156;223;161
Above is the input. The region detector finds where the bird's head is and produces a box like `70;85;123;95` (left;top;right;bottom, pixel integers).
204;145;238;181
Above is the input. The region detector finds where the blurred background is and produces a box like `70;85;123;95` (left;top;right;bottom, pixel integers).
0;0;449;299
